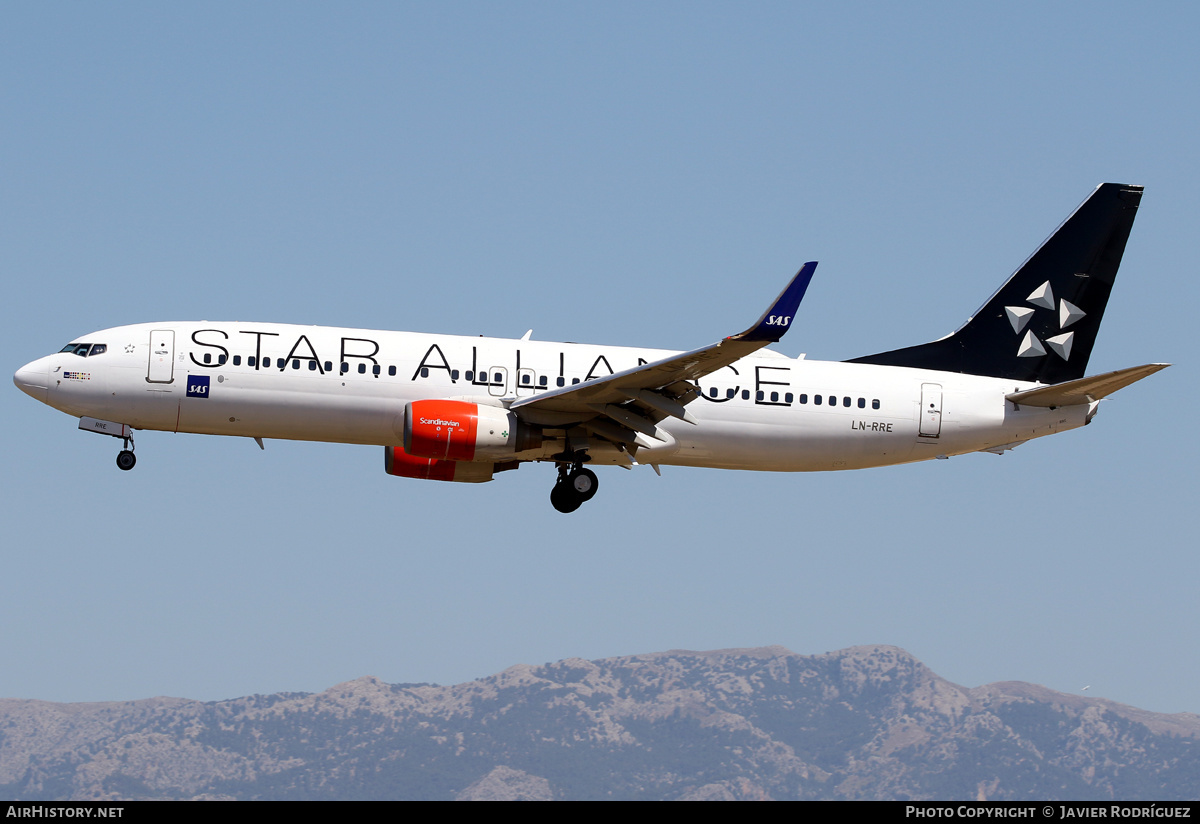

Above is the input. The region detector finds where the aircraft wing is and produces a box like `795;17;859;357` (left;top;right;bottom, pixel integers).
509;263;816;446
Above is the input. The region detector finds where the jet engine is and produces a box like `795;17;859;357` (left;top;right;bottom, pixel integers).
402;399;541;462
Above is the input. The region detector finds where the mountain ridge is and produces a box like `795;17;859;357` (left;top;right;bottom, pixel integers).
1;644;1196;800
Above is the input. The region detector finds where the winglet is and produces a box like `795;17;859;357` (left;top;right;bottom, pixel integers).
733;262;817;342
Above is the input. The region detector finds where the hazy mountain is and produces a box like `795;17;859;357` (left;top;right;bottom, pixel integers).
1;645;1196;800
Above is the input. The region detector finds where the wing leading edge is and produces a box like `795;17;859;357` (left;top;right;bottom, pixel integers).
509;262;817;447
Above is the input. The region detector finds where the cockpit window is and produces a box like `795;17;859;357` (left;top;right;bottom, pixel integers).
59;343;106;357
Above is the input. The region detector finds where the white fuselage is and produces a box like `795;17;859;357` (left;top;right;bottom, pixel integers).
14;321;1089;473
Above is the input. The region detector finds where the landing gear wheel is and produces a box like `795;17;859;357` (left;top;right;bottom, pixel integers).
568;467;598;501
549;451;595;513
116;450;137;471
550;480;582;513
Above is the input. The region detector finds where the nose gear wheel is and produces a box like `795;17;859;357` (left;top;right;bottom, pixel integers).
116;433;136;471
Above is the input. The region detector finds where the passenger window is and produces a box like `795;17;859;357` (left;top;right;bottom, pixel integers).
263;357;272;368
799;394;807;404
770;391;779;402
466;371;474;381
521;374;531;385
390;366;398;377
248;356;257;367
372;364;380;376
358;363;366;374
843;396;851;407
726;388;736;399
420;367;429;378
203;353;212;364
292;359;300;369
556;377;565;387
307;361;316;371
325;361;333;372
539;376;547;387
709;387;718;398
219;354;227;365
858;397;865;408
233;355;242;366
815;395;822;405
493;372;502;383
572;378;580;385
742;390;750;400
340;362;349;373
451;369;460;380
872;399;880;410
785;393;793;403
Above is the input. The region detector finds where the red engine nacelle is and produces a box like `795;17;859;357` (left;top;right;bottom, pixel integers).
403;399;540;462
384;444;495;483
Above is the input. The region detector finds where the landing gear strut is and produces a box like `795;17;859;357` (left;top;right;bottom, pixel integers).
549;453;598;513
116;433;136;471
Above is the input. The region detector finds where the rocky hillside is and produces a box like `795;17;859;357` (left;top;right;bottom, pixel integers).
1;645;1196;800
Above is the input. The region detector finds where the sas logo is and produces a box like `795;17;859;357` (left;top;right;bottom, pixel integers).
187;375;211;398
765;315;792;327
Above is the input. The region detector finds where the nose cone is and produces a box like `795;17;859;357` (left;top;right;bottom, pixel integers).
14;358;49;404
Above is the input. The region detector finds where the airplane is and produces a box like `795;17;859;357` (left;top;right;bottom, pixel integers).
14;183;1167;513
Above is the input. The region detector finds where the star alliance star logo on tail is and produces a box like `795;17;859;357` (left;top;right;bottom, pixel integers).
1005;280;1086;360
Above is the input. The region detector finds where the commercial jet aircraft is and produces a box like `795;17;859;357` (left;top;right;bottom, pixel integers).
14;183;1167;512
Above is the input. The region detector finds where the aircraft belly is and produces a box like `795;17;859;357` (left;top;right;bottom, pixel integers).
664;411;917;471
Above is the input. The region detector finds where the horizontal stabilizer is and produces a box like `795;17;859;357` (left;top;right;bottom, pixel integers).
1006;363;1169;408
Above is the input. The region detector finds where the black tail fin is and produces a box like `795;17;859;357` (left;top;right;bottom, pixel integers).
847;183;1143;383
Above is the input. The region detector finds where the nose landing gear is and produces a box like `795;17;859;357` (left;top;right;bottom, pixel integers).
549;455;598;513
78;417;138;470
116;433;136;471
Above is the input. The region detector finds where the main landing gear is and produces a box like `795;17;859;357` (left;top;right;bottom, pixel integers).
549;454;598;514
116;433;136;471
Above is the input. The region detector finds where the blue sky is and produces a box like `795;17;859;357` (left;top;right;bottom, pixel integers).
3;3;1197;715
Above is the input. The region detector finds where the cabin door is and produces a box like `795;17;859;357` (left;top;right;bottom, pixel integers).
919;383;943;438
147;330;175;383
